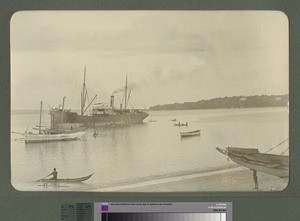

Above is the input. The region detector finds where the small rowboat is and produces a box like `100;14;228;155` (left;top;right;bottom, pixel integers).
180;130;201;137
174;122;188;126
39;173;94;183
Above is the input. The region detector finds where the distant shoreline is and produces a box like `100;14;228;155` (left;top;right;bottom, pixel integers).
148;106;287;112
150;94;288;111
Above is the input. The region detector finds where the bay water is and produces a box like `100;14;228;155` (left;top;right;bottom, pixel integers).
11;107;289;191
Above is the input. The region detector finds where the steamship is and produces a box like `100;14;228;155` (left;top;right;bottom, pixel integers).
49;69;149;130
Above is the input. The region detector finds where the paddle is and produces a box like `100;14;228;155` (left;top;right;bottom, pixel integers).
28;175;50;183
35;175;49;182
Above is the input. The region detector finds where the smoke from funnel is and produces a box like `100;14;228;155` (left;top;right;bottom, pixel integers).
112;82;137;95
112;88;124;95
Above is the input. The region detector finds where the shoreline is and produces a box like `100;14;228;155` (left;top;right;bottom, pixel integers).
16;165;288;192
149;106;287;112
85;167;288;192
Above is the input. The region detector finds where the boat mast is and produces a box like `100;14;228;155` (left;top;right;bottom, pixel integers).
81;66;87;116
39;101;43;134
124;74;128;109
61;96;65;127
127;89;132;108
80;66;97;116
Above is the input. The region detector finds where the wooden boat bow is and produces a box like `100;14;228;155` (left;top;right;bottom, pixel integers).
216;147;289;178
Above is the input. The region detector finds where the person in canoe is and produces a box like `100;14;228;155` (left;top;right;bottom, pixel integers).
46;168;58;180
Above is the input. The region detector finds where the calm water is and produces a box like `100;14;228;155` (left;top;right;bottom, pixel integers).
11;107;289;191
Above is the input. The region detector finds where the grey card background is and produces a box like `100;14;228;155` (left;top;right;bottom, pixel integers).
0;0;300;220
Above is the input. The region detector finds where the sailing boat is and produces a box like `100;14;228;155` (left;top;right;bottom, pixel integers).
216;147;289;178
25;99;85;143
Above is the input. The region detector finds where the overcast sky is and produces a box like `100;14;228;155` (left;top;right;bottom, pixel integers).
11;11;288;110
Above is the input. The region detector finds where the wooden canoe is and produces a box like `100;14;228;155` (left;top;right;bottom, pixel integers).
180;130;201;137
216;147;289;178
39;173;94;183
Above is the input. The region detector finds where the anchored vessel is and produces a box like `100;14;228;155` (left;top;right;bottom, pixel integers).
25;131;85;143
25;99;85;143
50;68;149;130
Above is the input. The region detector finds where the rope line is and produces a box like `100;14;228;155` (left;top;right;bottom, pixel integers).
280;147;289;155
264;138;289;154
66;84;82;108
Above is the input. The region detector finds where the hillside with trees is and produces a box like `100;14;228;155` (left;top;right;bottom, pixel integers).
149;95;289;111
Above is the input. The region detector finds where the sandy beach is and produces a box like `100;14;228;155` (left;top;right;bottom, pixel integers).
88;166;288;192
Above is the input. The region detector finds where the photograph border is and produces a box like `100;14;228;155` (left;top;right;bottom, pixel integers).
1;0;300;220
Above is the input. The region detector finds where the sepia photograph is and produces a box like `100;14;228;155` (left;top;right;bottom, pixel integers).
10;11;289;192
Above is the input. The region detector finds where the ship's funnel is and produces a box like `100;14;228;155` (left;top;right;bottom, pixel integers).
110;95;114;109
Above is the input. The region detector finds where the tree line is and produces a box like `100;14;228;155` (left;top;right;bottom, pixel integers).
149;95;289;111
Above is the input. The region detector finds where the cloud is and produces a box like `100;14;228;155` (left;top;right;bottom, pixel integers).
11;11;289;109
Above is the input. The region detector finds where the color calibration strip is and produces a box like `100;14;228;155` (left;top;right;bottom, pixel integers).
62;202;232;221
101;213;226;221
61;203;93;221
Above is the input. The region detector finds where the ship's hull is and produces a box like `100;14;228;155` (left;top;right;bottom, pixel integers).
50;109;149;129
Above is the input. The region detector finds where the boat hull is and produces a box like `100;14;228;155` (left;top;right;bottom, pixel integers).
50;109;148;129
216;147;289;178
40;173;94;183
25;131;85;143
180;130;201;137
174;123;188;127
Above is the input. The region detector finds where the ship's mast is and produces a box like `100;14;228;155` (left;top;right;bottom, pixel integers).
81;66;87;116
39;101;43;134
80;66;97;116
127;89;131;108
61;96;65;127
124;74;128;109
